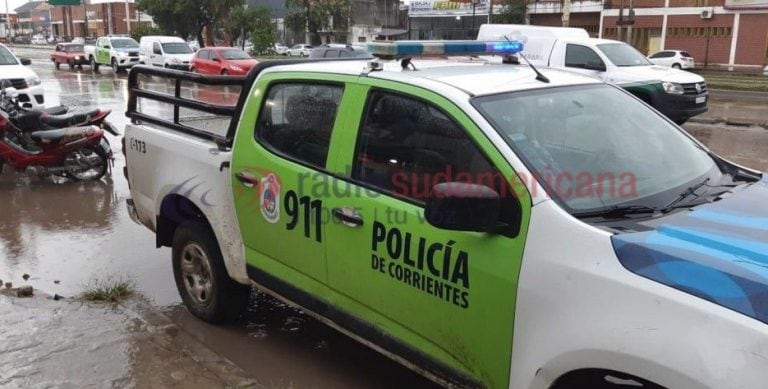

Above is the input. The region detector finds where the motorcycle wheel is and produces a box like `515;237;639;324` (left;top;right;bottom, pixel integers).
64;147;108;181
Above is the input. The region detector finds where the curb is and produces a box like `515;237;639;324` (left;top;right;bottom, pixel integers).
687;117;767;129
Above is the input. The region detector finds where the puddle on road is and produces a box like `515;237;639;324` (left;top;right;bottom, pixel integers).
166;290;437;389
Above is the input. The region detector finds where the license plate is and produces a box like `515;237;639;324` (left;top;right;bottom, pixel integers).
696;96;706;104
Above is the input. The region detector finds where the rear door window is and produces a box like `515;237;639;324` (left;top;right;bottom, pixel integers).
565;44;604;68
256;83;344;169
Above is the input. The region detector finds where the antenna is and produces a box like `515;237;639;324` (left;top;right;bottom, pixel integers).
504;36;549;83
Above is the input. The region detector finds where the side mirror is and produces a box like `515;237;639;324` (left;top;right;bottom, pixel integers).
424;182;502;233
104;45;111;49
585;60;606;72
19;58;31;66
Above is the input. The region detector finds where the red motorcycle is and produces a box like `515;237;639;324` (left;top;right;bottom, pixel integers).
0;81;115;181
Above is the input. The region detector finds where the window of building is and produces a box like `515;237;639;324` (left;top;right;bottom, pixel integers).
256;83;343;169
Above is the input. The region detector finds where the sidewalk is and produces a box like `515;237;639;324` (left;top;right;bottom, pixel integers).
689;89;768;128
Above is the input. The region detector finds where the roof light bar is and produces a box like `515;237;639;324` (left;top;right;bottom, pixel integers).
367;40;524;59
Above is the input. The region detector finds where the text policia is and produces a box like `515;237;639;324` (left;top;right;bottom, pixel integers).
371;221;470;309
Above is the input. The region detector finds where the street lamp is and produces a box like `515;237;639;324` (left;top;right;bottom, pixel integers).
471;0;480;37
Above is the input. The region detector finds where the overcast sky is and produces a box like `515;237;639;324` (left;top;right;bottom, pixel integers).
2;0;31;15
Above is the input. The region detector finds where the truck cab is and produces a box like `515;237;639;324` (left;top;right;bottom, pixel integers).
478;24;709;124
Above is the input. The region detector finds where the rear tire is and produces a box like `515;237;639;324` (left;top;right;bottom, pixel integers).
64;147;108;181
67;59;74;69
672;63;682;69
172;222;250;324
90;56;100;71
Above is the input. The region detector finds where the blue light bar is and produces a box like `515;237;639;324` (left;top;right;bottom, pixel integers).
367;40;524;58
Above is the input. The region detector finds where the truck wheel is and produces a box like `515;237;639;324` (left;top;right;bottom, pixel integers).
172;222;250;324
54;60;60;69
90;56;99;71
112;58;120;73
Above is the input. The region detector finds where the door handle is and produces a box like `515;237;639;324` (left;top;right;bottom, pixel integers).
332;207;364;227
235;171;258;188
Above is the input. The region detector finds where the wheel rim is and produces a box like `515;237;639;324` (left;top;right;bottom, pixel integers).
180;243;214;307
64;148;106;180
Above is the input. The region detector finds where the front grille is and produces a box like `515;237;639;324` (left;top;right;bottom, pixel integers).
682;82;707;95
8;78;27;89
34;95;44;104
128;51;139;57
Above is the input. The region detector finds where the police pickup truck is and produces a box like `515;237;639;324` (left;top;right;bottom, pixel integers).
124;40;768;389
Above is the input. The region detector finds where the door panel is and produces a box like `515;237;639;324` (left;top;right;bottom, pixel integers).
324;84;531;388
231;76;349;284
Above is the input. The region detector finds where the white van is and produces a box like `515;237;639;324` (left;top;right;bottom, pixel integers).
139;36;194;70
478;24;709;124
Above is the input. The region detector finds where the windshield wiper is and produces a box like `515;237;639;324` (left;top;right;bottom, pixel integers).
573;205;660;219
661;178;711;212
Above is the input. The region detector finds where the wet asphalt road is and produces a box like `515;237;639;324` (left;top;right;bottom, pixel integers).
0;48;437;388
1;47;767;388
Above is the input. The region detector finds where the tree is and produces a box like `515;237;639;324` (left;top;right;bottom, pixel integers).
492;0;527;24
136;0;245;48
130;24;163;42
228;5;275;51
284;0;353;44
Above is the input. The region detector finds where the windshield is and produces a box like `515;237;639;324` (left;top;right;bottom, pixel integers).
597;43;651;66
112;39;139;49
220;49;250;60
162;42;192;54
66;45;84;52
0;46;18;65
473;85;718;213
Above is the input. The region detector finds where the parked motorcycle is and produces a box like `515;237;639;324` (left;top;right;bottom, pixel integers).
0;80;115;181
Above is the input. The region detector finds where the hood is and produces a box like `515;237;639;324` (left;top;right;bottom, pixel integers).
0;64;37;79
613;174;768;324
610;65;704;84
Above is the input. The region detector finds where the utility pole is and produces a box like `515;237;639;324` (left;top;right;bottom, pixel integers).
487;0;492;24
124;0;130;33
626;0;633;44
562;0;571;27
4;0;10;39
83;0;88;38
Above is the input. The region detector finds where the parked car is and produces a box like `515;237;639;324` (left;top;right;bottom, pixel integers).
70;37;85;45
187;40;200;52
30;35;47;45
12;36;31;45
309;45;372;59
0;43;45;108
50;43;88;69
648;50;695;69
288;44;313;57
85;36;141;72
190;47;258;76
273;43;289;55
139;36;194;70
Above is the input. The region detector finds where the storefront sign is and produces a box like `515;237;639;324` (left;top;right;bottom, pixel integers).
409;0;496;17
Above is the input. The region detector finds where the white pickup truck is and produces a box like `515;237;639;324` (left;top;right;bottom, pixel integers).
478;24;709;124
124;42;768;389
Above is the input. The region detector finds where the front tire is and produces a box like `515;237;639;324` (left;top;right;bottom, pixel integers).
672;63;682;69
112;58;120;73
221;69;229;76
90;56;100;71
54;60;60;69
172;222;250;324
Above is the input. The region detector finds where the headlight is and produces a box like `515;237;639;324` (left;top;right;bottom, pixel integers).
231;65;243;72
662;81;685;95
118;52;128;57
74;56;81;60
25;76;41;86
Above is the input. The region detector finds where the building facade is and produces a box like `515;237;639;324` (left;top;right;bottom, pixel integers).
51;0;151;38
527;0;768;69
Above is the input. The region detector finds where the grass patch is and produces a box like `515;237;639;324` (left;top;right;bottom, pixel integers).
692;70;768;92
80;277;136;302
